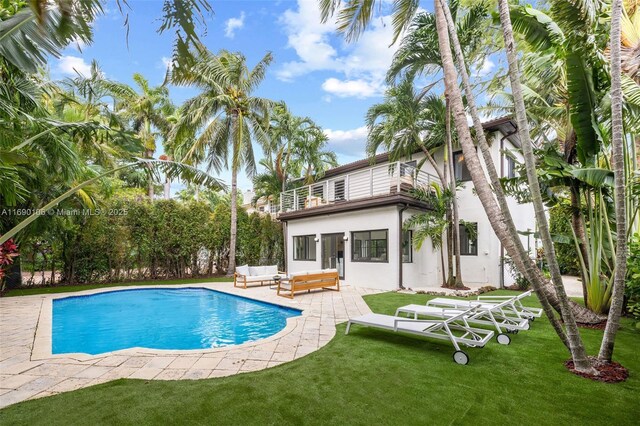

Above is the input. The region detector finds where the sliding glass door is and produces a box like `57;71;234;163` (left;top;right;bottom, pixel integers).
321;233;345;279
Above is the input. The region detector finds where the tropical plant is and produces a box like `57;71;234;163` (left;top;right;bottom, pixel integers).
293;126;338;185
387;0;493;84
106;74;174;198
0;238;19;283
0;158;226;245
625;232;640;326
366;79;463;287
0;0;99;73
404;183;452;286
171;49;274;275
265;102;315;192
1;0;214;72
598;0;629;362
319;0;609;373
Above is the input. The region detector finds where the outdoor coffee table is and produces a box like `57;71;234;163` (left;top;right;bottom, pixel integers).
271;275;288;290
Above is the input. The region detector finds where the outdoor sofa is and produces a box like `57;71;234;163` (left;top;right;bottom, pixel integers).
277;269;340;299
234;265;287;289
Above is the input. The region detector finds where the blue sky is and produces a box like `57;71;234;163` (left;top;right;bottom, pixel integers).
52;0;493;193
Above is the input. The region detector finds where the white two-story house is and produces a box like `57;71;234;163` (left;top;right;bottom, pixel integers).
276;117;537;291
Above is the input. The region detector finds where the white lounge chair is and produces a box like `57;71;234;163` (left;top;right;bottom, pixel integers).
426;290;543;322
346;307;494;365
395;298;531;346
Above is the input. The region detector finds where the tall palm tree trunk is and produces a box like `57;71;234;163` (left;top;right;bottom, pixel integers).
494;0;595;372
438;0;601;324
599;0;627;362
228;165;238;276
445;98;463;287
441;129;453;287
433;0;572;350
146;149;155;199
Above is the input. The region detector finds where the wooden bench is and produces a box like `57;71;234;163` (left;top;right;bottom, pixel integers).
277;270;340;299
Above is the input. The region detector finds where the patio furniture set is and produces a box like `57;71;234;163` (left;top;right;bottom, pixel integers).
233;264;340;299
234;264;542;366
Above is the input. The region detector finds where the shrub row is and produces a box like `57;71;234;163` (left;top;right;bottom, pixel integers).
18;197;283;285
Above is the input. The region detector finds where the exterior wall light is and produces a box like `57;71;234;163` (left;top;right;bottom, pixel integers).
343;235;349;241
314;237;320;242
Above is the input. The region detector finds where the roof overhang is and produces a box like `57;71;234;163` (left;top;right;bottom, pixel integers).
277;194;432;221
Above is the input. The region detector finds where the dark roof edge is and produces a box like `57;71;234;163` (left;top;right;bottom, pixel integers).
323;116;515;178
278;194;432;221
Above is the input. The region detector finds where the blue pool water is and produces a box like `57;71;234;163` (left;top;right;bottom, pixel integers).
52;288;301;355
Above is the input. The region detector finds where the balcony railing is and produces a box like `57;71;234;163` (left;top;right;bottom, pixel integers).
279;161;440;213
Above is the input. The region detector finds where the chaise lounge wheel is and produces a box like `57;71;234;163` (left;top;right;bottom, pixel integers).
497;333;511;345
523;321;530;331
453;350;469;365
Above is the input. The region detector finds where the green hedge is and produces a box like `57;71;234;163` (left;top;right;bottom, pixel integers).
20;197;283;285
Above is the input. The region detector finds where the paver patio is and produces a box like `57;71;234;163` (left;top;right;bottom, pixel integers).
0;282;382;408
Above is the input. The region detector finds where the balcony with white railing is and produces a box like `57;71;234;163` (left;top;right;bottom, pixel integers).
279;161;440;214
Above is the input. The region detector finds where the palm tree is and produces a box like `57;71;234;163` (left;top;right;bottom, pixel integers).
293;127;338;185
172;49;274;275
404;183;452;286
252;159;286;207
320;0;604;363
107;74;174;198
3;0;215;73
599;0;628;363
366;80;464;287
266;102;316;192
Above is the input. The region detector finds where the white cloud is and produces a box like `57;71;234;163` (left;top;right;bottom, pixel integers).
158;56;172;70
322;78;381;98
224;12;245;38
324;126;369;156
473;57;495;78
70;36;88;52
57;55;91;77
277;0;407;98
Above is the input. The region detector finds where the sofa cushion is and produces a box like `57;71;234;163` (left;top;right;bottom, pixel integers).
265;264;278;275
322;268;338;274
244;274;278;282
249;266;267;276
236;264;250;276
305;270;324;275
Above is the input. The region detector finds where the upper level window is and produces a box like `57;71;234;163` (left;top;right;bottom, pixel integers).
400;160;417;177
352;230;388;262
293;235;316;261
459;223;478;256
402;230;413;263
505;154;517;179
453;151;472;182
333;179;346;201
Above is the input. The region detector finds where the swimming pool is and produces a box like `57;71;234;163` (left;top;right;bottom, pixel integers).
52;288;302;355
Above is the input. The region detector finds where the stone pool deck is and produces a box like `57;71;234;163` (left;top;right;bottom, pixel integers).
0;283;382;409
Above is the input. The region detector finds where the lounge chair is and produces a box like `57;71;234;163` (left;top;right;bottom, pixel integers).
346;307;494;365
426;290;543;321
395;298;530;345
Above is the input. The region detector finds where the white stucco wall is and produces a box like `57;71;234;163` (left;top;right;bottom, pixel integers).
281;130;537;290
285;206;403;291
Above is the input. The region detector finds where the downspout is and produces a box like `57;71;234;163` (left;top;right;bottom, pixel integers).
499;127;518;289
500;134;505;289
398;204;409;289
282;220;288;273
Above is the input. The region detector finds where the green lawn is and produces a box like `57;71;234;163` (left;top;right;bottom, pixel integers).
2;277;234;297
1;291;638;425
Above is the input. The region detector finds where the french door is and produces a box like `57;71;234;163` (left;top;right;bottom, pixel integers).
321;233;345;279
